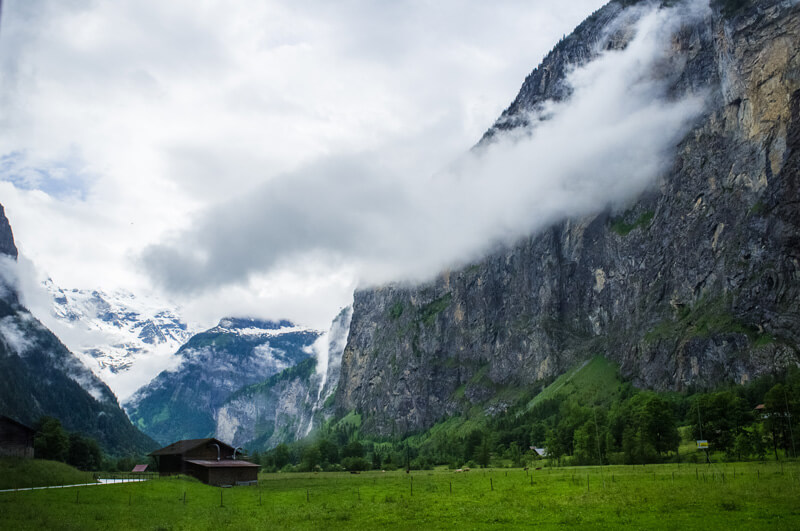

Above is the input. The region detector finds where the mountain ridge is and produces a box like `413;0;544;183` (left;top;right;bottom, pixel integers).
0;204;157;455
125;316;323;445
333;0;800;437
43;280;200;400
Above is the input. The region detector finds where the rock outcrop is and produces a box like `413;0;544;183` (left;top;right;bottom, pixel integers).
0;204;17;260
335;0;800;436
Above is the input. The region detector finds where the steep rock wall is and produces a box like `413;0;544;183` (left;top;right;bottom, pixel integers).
214;307;354;449
335;0;800;436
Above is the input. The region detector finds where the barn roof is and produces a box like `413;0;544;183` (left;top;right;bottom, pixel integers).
0;416;35;434
185;459;260;468
149;438;234;456
132;464;148;472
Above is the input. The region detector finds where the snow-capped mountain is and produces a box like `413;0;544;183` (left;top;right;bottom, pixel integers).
125;317;323;445
43;279;200;399
0;203;156;455
214;306;353;449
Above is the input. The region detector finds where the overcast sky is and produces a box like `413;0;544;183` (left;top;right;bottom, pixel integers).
0;0;619;329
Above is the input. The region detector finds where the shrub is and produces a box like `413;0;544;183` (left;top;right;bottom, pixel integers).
342;457;371;471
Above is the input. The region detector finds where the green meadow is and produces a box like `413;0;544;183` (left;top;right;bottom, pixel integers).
0;458;96;490
1;461;799;529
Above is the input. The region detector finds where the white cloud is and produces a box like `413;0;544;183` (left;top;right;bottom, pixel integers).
0;315;34;355
0;0;608;330
141;1;709;296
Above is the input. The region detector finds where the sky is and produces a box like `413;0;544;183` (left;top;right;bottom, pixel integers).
0;0;620;331
0;0;711;346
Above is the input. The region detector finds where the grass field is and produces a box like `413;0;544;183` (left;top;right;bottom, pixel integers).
1;461;799;529
0;458;96;490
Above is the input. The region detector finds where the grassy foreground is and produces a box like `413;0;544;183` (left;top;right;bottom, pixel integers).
1;462;799;529
0;458;96;490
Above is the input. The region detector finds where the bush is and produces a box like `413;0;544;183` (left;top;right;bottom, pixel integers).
342;457;371;471
605;452;626;465
410;457;433;470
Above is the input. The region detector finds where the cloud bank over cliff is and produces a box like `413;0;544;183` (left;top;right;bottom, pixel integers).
142;1;708;296
0;0;608;328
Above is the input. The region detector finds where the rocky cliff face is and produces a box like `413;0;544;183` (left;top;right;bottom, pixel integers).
0;204;156;455
215;357;320;448
0;205;17;260
335;0;800;437
214;307;353;449
125;318;321;445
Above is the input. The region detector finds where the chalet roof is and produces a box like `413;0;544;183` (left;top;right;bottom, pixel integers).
185;459;260;468
0;415;35;434
149;438;234;456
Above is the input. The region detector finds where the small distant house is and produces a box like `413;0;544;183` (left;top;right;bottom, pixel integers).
149;438;259;486
131;464;148;473
0;416;35;458
530;447;548;457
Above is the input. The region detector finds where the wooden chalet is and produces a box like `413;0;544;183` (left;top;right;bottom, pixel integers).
0;416;35;458
149;438;259;486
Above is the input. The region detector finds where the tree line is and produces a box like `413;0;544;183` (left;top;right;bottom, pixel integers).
256;368;799;471
31;416;147;472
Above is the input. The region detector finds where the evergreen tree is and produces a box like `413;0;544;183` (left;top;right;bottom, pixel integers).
67;433;102;471
34;417;69;462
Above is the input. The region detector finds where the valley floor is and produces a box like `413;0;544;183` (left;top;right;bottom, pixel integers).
1;462;799;529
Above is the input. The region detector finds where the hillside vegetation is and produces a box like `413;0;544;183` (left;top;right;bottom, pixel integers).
257;356;799;473
0;458;96;490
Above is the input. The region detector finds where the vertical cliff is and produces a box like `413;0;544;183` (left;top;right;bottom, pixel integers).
335;0;800;436
214;307;353;449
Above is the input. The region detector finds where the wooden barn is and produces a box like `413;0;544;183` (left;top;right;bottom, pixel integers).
149;438;259;486
0;416;35;458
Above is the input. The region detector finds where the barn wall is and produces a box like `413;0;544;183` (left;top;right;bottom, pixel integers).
206;467;258;486
0;419;34;458
157;455;185;475
0;444;34;458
